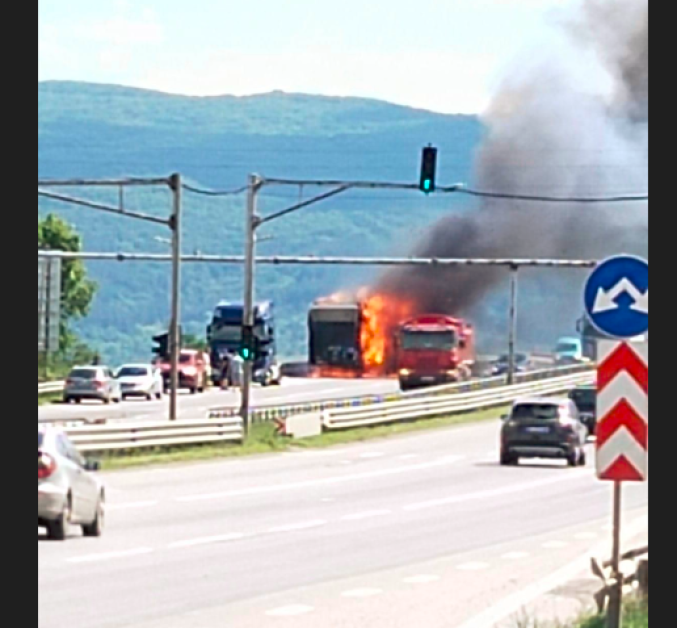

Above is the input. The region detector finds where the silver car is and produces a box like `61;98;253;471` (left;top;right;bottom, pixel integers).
38;427;105;541
64;366;122;405
117;364;164;401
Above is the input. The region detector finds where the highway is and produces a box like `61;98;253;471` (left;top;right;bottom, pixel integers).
38;378;400;424
38;417;648;628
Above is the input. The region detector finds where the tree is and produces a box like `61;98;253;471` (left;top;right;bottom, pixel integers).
38;214;97;348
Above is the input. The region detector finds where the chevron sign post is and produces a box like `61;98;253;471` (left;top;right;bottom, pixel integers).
584;256;648;628
597;341;649;482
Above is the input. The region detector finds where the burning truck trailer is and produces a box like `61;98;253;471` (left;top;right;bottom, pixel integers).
308;297;476;388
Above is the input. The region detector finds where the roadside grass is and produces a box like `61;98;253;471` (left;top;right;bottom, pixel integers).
38;393;62;407
514;597;648;628
99;405;509;471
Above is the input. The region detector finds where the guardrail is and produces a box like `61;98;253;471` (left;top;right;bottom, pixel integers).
38;381;65;395
49;366;593;454
65;417;244;453
209;363;595;424
322;371;594;431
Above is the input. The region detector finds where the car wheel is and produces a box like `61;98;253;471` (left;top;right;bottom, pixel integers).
156;392;163;400
83;494;105;538
501;451;518;466
147;393;154;401
568;450;580;467
47;496;71;542
579;449;588;467
74;398;82;405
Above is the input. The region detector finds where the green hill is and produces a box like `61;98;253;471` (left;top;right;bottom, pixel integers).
38;82;485;364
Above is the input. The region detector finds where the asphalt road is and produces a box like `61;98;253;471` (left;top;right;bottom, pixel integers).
38;378;401;424
38;419;648;628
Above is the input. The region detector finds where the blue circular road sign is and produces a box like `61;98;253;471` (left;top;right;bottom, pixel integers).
584;255;649;339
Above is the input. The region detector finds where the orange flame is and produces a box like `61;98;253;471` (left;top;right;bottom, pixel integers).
359;291;415;375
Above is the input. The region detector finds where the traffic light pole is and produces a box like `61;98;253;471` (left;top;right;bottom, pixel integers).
169;174;183;422
240;174;262;437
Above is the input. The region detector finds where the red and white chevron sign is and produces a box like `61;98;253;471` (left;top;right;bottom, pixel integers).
597;341;649;482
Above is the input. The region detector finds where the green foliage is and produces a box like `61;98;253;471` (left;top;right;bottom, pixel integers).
38;214;98;348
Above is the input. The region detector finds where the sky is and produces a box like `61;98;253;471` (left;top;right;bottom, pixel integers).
38;0;575;114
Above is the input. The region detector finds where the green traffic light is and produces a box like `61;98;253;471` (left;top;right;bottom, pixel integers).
423;179;432;192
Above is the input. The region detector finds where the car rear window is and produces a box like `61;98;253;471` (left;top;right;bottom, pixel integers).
119;367;149;377
69;369;98;380
512;403;561;421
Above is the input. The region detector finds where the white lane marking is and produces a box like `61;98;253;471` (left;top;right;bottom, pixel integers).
169;534;247;550
178;455;465;502
342;588;383;598
321;498;336;503
542;541;569;549
404;575;441;585
399;454;419;461
404;470;592;512
457;562;490;571
575;532;598;541
107;501;159;512
341;510;392;522
360;452;385;459
266;605;314;617
67;548;153;564
457;517;650;628
269;520;328;534
502;552;530;561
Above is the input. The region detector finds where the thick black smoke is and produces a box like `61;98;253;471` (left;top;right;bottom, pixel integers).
376;0;648;344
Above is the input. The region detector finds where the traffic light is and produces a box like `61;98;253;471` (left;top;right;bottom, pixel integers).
420;146;438;194
239;326;256;361
152;333;170;360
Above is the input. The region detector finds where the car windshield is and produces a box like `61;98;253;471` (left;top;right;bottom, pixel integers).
401;331;456;351
557;343;579;353
512;403;561;421
118;367;150;377
69;369;98;380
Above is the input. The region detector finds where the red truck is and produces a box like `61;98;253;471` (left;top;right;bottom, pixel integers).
154;349;210;395
397;315;476;391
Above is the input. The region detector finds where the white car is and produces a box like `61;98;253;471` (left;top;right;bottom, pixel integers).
117;365;164;401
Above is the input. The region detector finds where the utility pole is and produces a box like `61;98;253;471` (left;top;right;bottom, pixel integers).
507;265;519;386
240;174;262;437
169;174;182;422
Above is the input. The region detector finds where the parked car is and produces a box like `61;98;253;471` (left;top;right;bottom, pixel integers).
64;366;122;405
38;427;105;541
117;365;164;401
501;397;589;467
569;384;597;436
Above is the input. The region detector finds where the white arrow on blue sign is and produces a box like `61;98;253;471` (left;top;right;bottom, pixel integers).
584;255;649;339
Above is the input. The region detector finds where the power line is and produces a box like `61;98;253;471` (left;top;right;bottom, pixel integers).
453;188;649;204
181;183;249;197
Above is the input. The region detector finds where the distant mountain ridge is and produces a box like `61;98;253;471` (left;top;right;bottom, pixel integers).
38;81;485;364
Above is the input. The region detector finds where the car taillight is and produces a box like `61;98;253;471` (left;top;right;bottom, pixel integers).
38;452;57;480
94;380;105;389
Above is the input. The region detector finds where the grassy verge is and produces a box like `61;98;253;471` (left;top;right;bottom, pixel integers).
517;598;648;628
38;393;62;407
99;405;509;471
577;599;648;628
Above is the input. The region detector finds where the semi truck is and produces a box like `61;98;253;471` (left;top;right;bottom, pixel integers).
397;315;476;391
207;301;281;386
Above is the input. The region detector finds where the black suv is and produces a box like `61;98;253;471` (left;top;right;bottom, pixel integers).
501;397;589;467
569;384;597;435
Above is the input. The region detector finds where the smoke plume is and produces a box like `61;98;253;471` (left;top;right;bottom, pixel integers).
375;0;648;345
